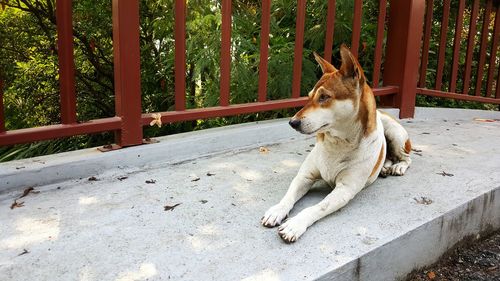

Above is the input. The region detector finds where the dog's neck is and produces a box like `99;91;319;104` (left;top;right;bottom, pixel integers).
321;118;364;148
320;83;376;148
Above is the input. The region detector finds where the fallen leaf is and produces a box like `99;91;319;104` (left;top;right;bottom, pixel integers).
19;187;40;198
10;200;25;210
150;113;162;128
414;197;433;205
191;177;200;182
259;146;270;153
88;176;99;181
145;179;156;184
487;265;498;271
474;118;499;122
118;176;128;181
206;172;215;176
200;200;208;204
17;249;29;256
437;171;454;177
16;166;25;170
164;203;181;211
427;271;436;279
143;137;159;144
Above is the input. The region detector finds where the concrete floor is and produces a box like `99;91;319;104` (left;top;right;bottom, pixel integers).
0;108;499;281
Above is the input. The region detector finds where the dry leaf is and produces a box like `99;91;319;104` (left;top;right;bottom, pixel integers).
18;249;29;256
200;200;208;204
88;176;99;181
10;200;25;210
414;197;433;205
259;146;270;153
20;187;39;198
474;118;498;122
145;179;156;184
206;172;215;176
427;271;436;279
118;176;128;181
437;171;454;177
190;174;201;182
164;203;181;211
150;113;162;128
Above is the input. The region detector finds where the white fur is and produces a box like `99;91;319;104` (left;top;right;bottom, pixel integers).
262;110;410;243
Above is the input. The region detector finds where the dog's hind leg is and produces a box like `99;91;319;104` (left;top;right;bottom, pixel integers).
379;111;412;176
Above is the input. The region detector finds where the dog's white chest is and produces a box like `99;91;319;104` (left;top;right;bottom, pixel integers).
313;144;353;184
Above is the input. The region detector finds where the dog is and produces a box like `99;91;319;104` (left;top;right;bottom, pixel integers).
261;45;412;243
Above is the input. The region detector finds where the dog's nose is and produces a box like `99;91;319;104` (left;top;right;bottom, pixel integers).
289;119;301;129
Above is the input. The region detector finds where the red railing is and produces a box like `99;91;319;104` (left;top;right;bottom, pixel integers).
0;0;427;148
417;0;500;104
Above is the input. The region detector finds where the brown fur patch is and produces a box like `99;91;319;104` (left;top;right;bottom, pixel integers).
316;133;325;142
370;143;385;178
357;84;377;136
404;139;412;154
312;72;358;102
294;99;319;118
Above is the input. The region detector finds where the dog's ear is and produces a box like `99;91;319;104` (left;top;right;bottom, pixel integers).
313;52;337;74
339;45;364;83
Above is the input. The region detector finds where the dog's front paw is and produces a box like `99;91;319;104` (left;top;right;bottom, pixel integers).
278;217;308;243
261;204;289;228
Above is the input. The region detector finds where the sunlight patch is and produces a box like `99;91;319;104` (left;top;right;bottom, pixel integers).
281;159;300;168
115;263;157;281
79;196;98;205
0;215;60;249
242;268;281;281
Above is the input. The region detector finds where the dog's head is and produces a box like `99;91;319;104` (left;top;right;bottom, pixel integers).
289;45;370;135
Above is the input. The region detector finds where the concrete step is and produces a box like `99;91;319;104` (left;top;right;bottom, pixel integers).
1;107;499;281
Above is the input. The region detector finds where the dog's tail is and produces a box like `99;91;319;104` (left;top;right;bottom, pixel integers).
378;110;412;176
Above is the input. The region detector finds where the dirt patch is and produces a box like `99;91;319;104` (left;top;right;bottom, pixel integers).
406;230;500;281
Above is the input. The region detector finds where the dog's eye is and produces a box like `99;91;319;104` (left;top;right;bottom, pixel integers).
318;93;330;103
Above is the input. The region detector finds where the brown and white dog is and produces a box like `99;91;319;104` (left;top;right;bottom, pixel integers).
261;45;412;243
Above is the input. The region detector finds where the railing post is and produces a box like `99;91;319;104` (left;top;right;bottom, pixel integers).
112;0;143;147
0;78;4;132
56;0;77;124
381;0;425;118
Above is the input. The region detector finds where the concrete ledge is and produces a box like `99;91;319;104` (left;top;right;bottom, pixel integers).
318;188;500;281
2;106;497;193
1;107;500;281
